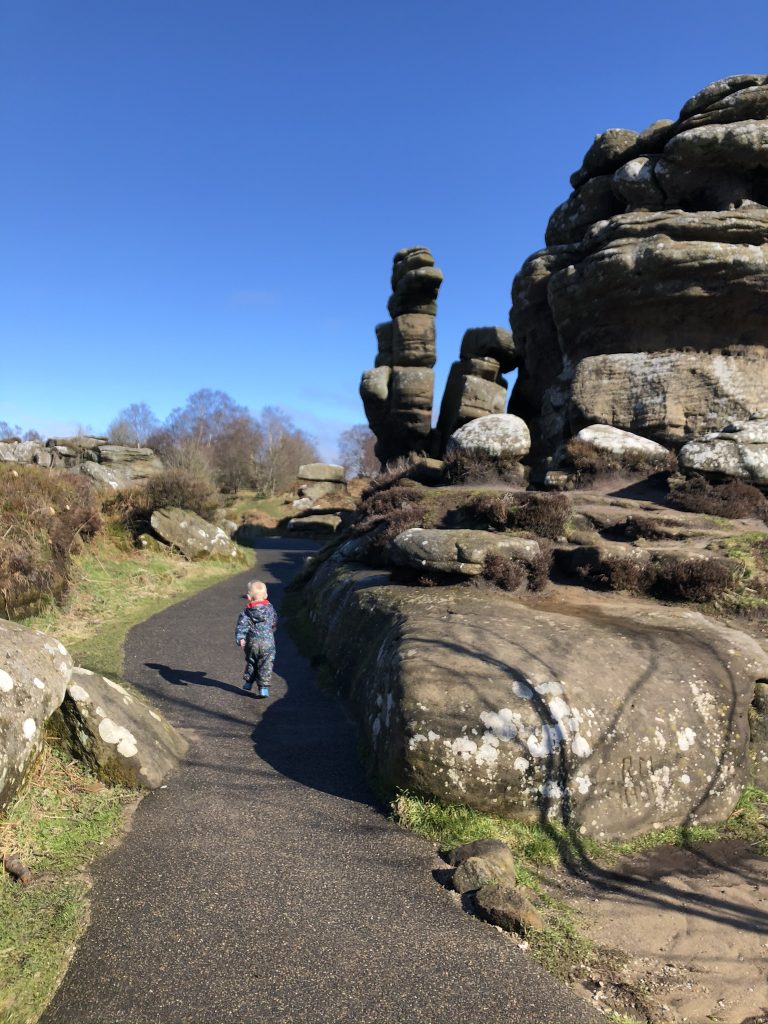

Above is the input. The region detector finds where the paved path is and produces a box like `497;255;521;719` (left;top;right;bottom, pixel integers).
44;539;596;1024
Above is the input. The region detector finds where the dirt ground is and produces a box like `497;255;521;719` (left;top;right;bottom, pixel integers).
551;840;768;1023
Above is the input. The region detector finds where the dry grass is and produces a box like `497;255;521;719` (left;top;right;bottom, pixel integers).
464;491;569;541
565;438;677;479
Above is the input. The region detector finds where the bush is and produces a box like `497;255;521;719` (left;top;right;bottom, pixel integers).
466;491;569;541
352;482;429;556
527;542;554;592
654;558;736;603
588;556;657;595
0;465;101;618
106;469;220;538
482;553;527;591
565;438;677;478
444;449;525;485
670;475;768;522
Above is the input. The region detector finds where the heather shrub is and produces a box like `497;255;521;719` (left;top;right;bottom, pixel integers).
670;475;768;522
0;465;101;618
352;482;429;555
444;449;525;485
565;438;676;478
654;558;736;603
482;553;527;591
143;469;219;521
527;542;554;592
466;491;569;541
591;557;657;595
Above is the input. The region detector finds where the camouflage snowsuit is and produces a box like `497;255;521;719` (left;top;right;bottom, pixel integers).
235;600;277;688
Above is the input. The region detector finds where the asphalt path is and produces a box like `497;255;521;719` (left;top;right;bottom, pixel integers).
43;538;597;1024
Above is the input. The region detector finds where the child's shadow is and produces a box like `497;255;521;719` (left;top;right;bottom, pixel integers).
144;662;260;699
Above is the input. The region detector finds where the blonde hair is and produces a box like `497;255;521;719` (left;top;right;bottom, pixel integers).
247;580;268;600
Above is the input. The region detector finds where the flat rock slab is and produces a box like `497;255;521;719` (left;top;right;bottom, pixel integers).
390;527;540;576
42;542;596;1024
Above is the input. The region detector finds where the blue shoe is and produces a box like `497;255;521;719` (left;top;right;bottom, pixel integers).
242;682;253;691
259;686;269;698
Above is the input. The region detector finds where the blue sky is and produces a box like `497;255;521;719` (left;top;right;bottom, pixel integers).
2;1;767;458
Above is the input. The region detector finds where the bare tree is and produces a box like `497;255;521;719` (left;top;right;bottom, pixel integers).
108;403;160;446
252;407;319;496
337;424;379;477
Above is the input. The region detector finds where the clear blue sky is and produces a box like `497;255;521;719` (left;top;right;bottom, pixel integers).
2;1;767;458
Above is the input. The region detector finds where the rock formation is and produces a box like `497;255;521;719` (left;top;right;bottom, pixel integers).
149;508;240;560
509;74;768;470
0;435;164;488
435;327;518;443
360;247;443;464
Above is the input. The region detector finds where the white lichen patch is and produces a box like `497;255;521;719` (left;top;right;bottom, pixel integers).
148;709;162;722
97;718;138;757
69;684;91;704
514;756;530;773
22;718;37;740
480;708;518;740
104;678;131;699
574;774;592;794
0;669;14;692
677;727;697;752
33;677;45;689
571;735;592;759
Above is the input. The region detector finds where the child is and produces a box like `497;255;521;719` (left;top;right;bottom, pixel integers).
235;580;278;697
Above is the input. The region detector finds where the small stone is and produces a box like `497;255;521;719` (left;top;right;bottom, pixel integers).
473;883;544;933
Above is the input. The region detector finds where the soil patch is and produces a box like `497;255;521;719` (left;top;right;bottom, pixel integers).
555;840;768;1022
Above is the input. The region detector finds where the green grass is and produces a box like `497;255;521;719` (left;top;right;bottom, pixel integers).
0;743;133;1024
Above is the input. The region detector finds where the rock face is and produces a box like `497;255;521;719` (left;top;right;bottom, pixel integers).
510;75;768;468
150;508;239;560
0;620;71;812
389;528;541;578
679;411;768;489
51;668;188;788
0;435;163;487
304;560;768;840
360;247;442;464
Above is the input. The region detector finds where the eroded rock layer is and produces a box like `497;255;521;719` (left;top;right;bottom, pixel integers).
510;75;768;466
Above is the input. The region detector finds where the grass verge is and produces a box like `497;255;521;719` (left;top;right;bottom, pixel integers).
0;742;133;1024
1;524;250;1023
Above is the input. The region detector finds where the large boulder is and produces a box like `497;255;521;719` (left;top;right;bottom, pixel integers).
150;508;239;560
297;463;346;483
447;414;531;460
0;620;71;812
678;411;768;489
304;562;768;840
509;76;768;467
51;668;188;788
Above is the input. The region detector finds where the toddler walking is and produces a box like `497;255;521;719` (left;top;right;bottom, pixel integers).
235;580;277;697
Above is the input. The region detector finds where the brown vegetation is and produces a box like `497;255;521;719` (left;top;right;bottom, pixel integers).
580;552;735;604
352;482;430;555
104;468;220;538
0;465;101;619
444;449;525;485
466;491;569;541
565;438;677;478
669;475;768;522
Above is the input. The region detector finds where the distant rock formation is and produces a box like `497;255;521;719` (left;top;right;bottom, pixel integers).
360;247;443;464
0;435;164;488
360;249;520;466
510;74;768;469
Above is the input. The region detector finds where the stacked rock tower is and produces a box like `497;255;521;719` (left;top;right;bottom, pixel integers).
360;247;443;464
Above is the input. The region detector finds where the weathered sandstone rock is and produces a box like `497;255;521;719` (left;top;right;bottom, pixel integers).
150;508;239;560
473;884;544;933
51;668;188;789
297;463;346;483
287;513;342;534
0;620;71;812
509;75;768;467
573;425;672;462
389;528;540;578
447;414;531;461
678;411;768;489
304;562;768;839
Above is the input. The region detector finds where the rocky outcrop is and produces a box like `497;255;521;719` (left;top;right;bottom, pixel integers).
150;508;239;560
510;75;768;469
360;248;442;464
0;620;71;812
296;463;348;503
389;528;540;578
305;559;768;839
446;414;531;477
0;435;164;487
51;668;188;788
678;411;768;489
